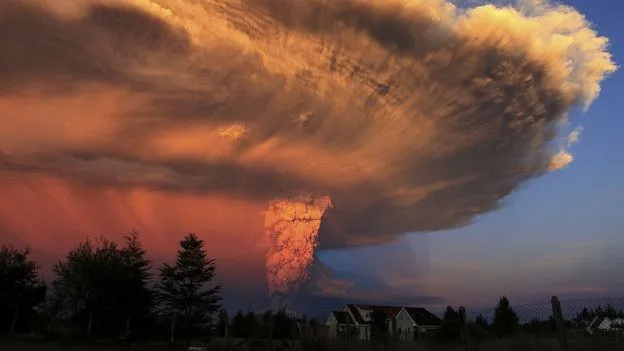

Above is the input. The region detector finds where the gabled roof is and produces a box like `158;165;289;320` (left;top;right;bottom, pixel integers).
355;304;403;318
345;304;367;324
344;304;404;324
331;311;353;324
402;307;442;326
338;304;441;327
587;316;610;330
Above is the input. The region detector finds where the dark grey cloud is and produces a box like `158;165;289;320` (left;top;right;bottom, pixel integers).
0;1;192;92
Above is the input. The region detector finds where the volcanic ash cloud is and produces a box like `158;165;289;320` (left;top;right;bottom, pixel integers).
0;0;618;291
264;194;332;302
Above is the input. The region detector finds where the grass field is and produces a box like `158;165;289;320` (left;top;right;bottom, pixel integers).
2;334;624;351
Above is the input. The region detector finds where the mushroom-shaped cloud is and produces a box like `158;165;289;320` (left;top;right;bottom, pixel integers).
0;0;616;296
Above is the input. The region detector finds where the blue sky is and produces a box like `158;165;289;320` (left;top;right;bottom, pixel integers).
318;0;624;311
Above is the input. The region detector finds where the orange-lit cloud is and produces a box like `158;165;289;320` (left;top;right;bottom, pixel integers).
0;0;617;300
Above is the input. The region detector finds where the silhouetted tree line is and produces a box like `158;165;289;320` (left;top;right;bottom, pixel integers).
216;308;321;341
5;235;623;347
0;232;222;347
437;296;521;343
436;297;624;344
437;296;572;344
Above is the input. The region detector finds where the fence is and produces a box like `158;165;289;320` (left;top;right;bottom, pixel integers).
315;296;624;351
459;296;624;351
465;296;624;324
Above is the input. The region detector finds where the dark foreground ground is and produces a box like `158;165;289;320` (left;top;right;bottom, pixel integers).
2;335;624;351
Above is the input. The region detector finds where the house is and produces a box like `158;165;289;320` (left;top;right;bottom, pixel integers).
326;311;354;338
586;317;624;334
326;304;441;341
614;318;624;331
347;304;403;340
396;307;443;341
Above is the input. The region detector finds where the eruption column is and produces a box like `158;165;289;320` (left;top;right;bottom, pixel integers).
264;194;332;302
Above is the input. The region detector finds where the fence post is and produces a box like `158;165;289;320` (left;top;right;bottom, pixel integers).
459;306;469;351
551;296;569;351
344;325;351;351
291;319;295;351
268;316;273;351
224;313;230;351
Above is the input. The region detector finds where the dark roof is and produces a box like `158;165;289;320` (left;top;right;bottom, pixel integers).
331;311;353;324
404;307;442;326
345;304;403;324
360;305;403;319
346;304;367;324
341;304;441;326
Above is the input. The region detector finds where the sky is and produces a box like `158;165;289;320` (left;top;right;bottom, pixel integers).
0;0;621;316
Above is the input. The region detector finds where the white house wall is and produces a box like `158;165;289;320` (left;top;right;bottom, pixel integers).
356;325;371;341
396;308;424;341
598;318;612;330
341;306;371;341
326;314;338;338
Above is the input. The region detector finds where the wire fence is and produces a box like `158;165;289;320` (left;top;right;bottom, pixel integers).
312;296;624;351
465;297;624;324
458;296;624;351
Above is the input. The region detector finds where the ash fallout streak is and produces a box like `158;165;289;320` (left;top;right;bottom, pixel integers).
0;0;616;304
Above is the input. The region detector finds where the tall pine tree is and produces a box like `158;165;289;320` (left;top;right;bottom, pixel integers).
440;306;462;341
156;233;221;345
119;231;153;337
492;296;519;337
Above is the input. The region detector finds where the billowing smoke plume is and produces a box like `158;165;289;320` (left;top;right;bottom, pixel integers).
0;0;617;296
264;194;332;302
